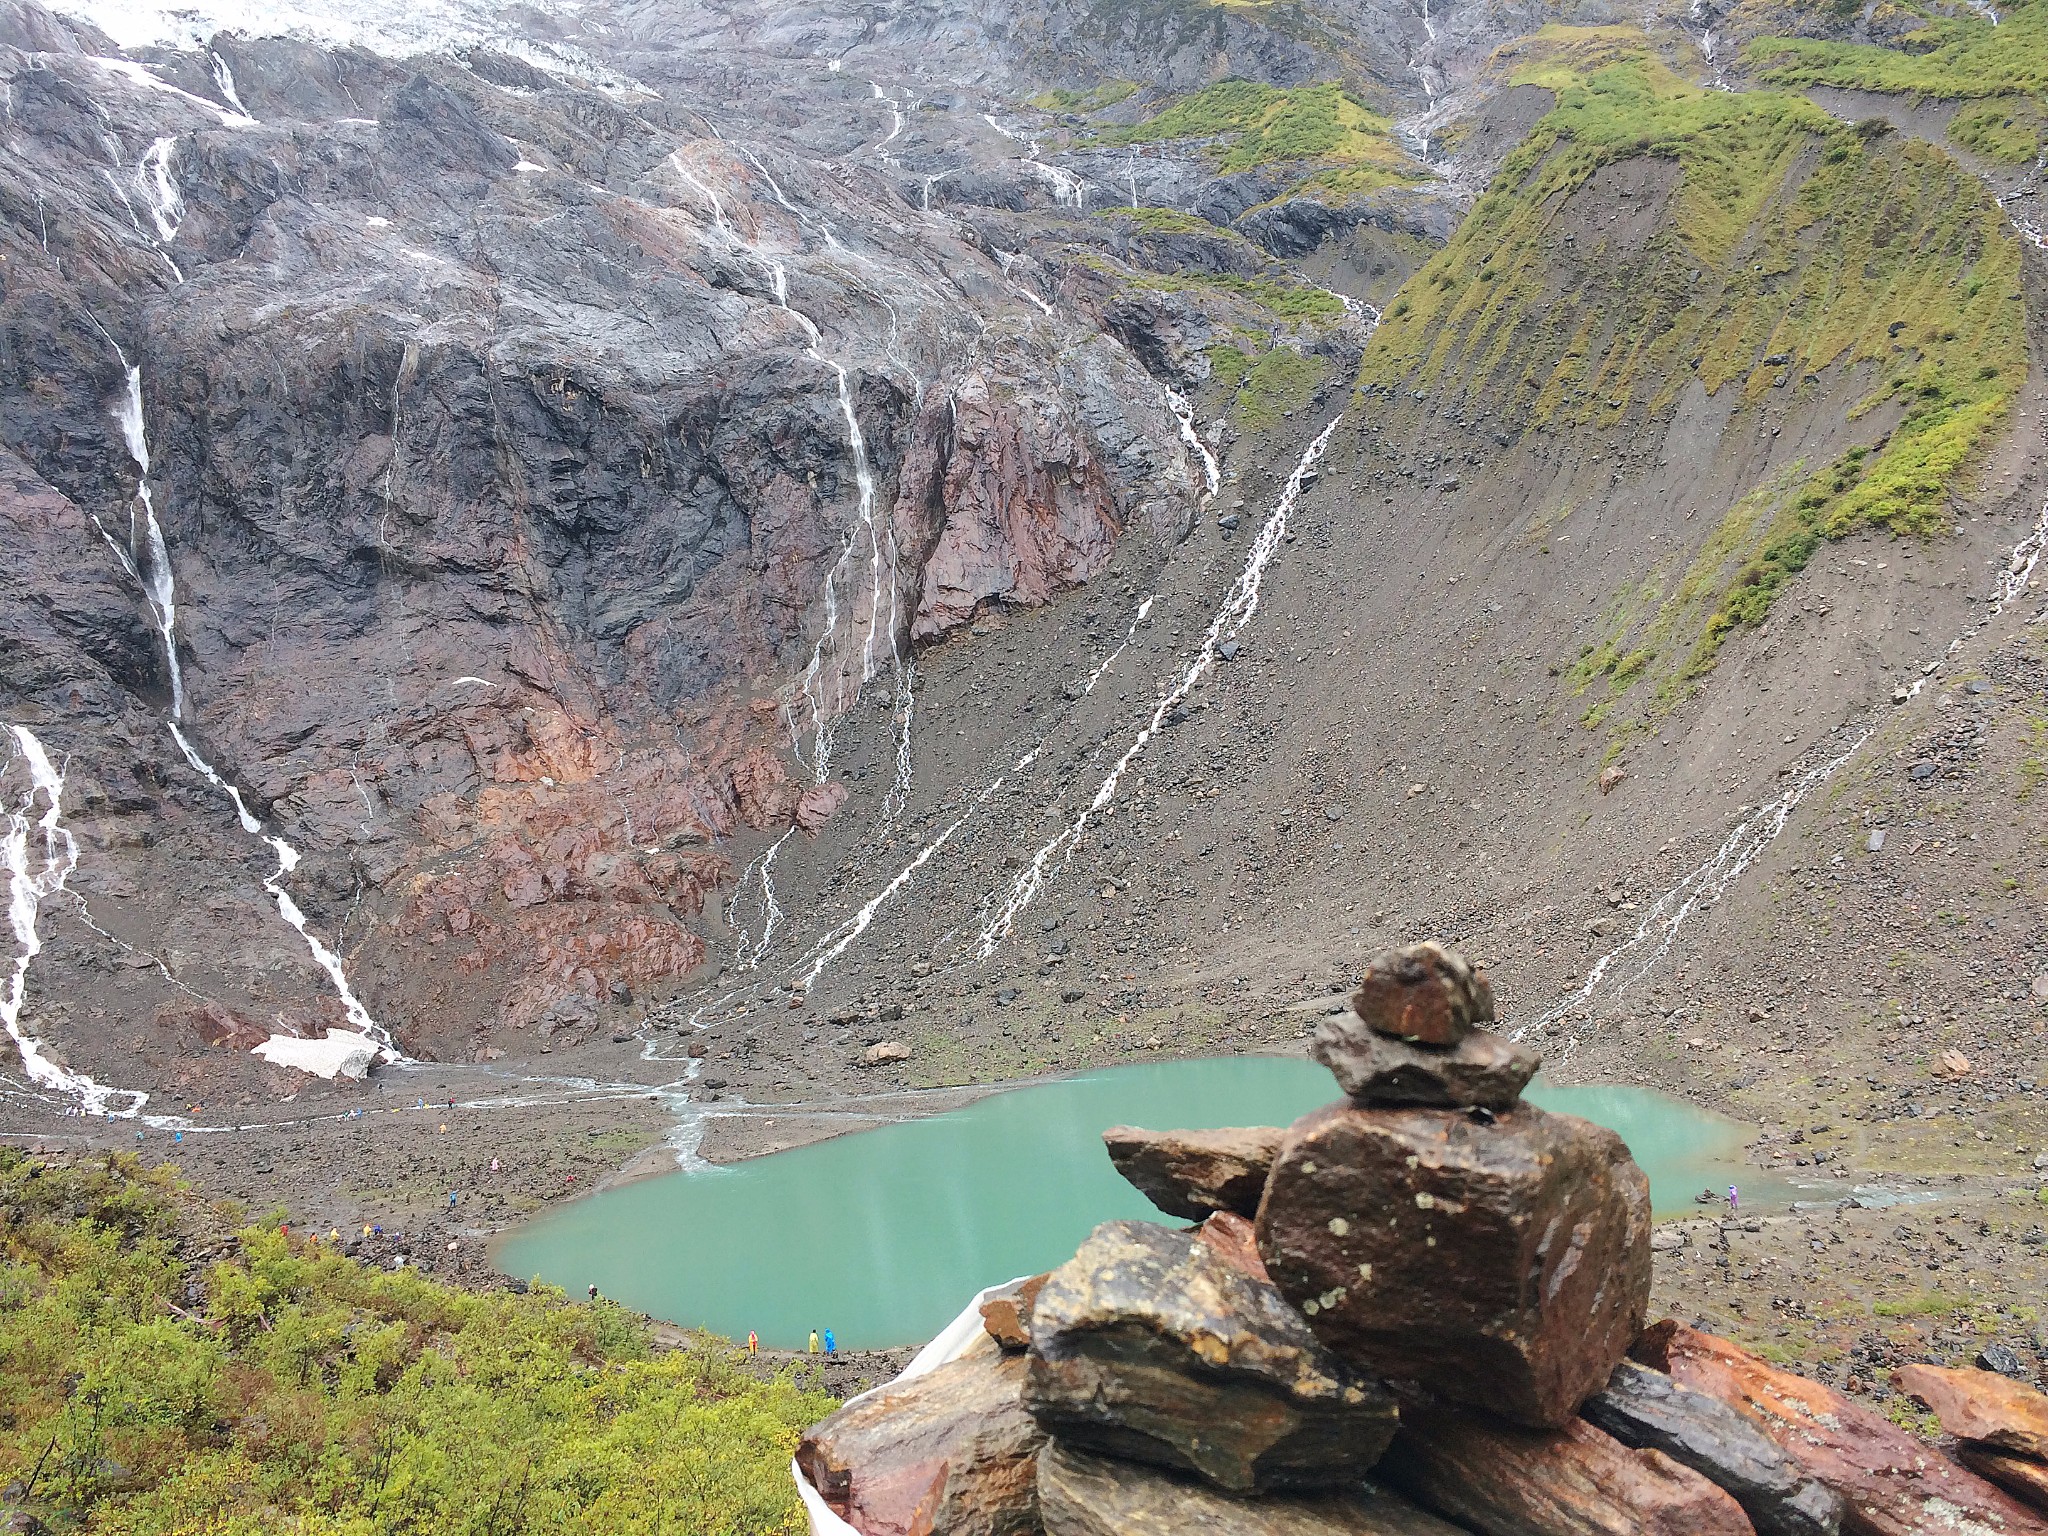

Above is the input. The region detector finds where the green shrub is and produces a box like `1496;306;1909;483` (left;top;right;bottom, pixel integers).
0;1151;833;1534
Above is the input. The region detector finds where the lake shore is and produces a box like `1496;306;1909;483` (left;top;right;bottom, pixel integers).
4;1034;2042;1393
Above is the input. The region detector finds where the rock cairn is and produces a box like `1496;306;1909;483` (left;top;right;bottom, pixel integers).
800;943;2048;1536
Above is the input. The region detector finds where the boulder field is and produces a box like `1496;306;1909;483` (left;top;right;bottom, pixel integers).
800;945;2048;1534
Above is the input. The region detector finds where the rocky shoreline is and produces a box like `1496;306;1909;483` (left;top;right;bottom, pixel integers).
800;946;2048;1532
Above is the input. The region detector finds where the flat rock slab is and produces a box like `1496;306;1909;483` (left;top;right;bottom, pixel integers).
1309;1022;1538;1109
1256;1101;1650;1428
1038;1441;1469;1536
1895;1364;2048;1461
1640;1323;2048;1536
1025;1219;1397;1493
797;1349;1044;1536
1103;1124;1284;1220
1350;942;1494;1046
1583;1359;1842;1536
1378;1396;1755;1536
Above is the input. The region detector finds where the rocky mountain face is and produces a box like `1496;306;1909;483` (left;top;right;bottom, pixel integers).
2;0;2044;1181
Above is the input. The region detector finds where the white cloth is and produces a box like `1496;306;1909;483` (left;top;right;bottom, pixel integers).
797;1277;1031;1535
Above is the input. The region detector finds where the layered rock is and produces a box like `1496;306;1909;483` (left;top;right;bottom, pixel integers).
797;1349;1044;1536
1102;1124;1284;1220
1024;1220;1398;1493
1583;1359;1841;1536
1378;1396;1756;1536
1639;1322;2048;1536
1309;1023;1539;1110
1037;1441;1468;1536
1255;1099;1652;1428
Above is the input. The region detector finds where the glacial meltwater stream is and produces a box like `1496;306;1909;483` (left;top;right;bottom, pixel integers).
494;1056;1815;1349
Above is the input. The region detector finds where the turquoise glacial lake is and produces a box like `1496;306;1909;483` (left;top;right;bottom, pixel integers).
494;1055;1798;1350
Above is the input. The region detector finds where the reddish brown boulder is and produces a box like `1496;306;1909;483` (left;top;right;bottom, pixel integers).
980;1274;1047;1353
1038;1441;1469;1536
797;1349;1043;1536
1197;1211;1274;1284
1377;1395;1755;1536
1102;1124;1284;1220
1024;1220;1398;1493
1894;1364;2048;1461
1255;1100;1651;1428
1350;942;1494;1047
1959;1448;2048;1515
1639;1322;2048;1536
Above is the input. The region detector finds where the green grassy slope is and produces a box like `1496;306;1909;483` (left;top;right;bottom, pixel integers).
1357;30;2025;720
0;1151;831;1535
1749;0;2048;165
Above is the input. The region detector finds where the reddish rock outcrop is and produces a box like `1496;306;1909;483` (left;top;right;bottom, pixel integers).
906;370;1122;641
1639;1322;2048;1536
797;1349;1044;1536
1255;1100;1652;1428
1893;1365;2048;1461
1102;1124;1285;1220
1378;1396;1756;1536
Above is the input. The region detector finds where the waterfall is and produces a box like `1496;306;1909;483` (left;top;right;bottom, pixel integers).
2;725;151;1115
100;350;395;1074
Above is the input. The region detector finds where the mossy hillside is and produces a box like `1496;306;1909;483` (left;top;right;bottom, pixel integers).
1206;341;1331;428
1749;0;2048;101
0;1150;833;1535
1748;0;2048;165
1097;79;1414;178
1358;36;2023;692
1074;248;1349;324
1029;80;1140;113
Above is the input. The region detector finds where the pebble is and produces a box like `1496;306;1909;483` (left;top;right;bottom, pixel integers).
1867;829;1885;852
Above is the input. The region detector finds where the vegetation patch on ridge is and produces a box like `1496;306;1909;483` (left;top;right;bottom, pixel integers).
1028;80;1140;114
1207;341;1330;429
1095;79;1413;178
1748;0;2048;164
1357;31;2024;707
0;1150;831;1535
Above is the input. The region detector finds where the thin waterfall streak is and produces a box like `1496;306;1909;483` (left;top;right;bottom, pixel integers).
759;591;1156;993
1162;386;1219;500
1523;487;2048;1051
2;725;152;1116
978;415;1343;955
100;340;391;1064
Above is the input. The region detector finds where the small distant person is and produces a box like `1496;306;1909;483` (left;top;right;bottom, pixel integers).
1727;1184;1740;1214
823;1328;836;1357
490;1157;501;1174
448;1189;458;1207
747;1330;759;1356
589;1284;599;1301
808;1329;821;1355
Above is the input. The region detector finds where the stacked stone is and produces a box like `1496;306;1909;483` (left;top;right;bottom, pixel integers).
800;944;2048;1535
